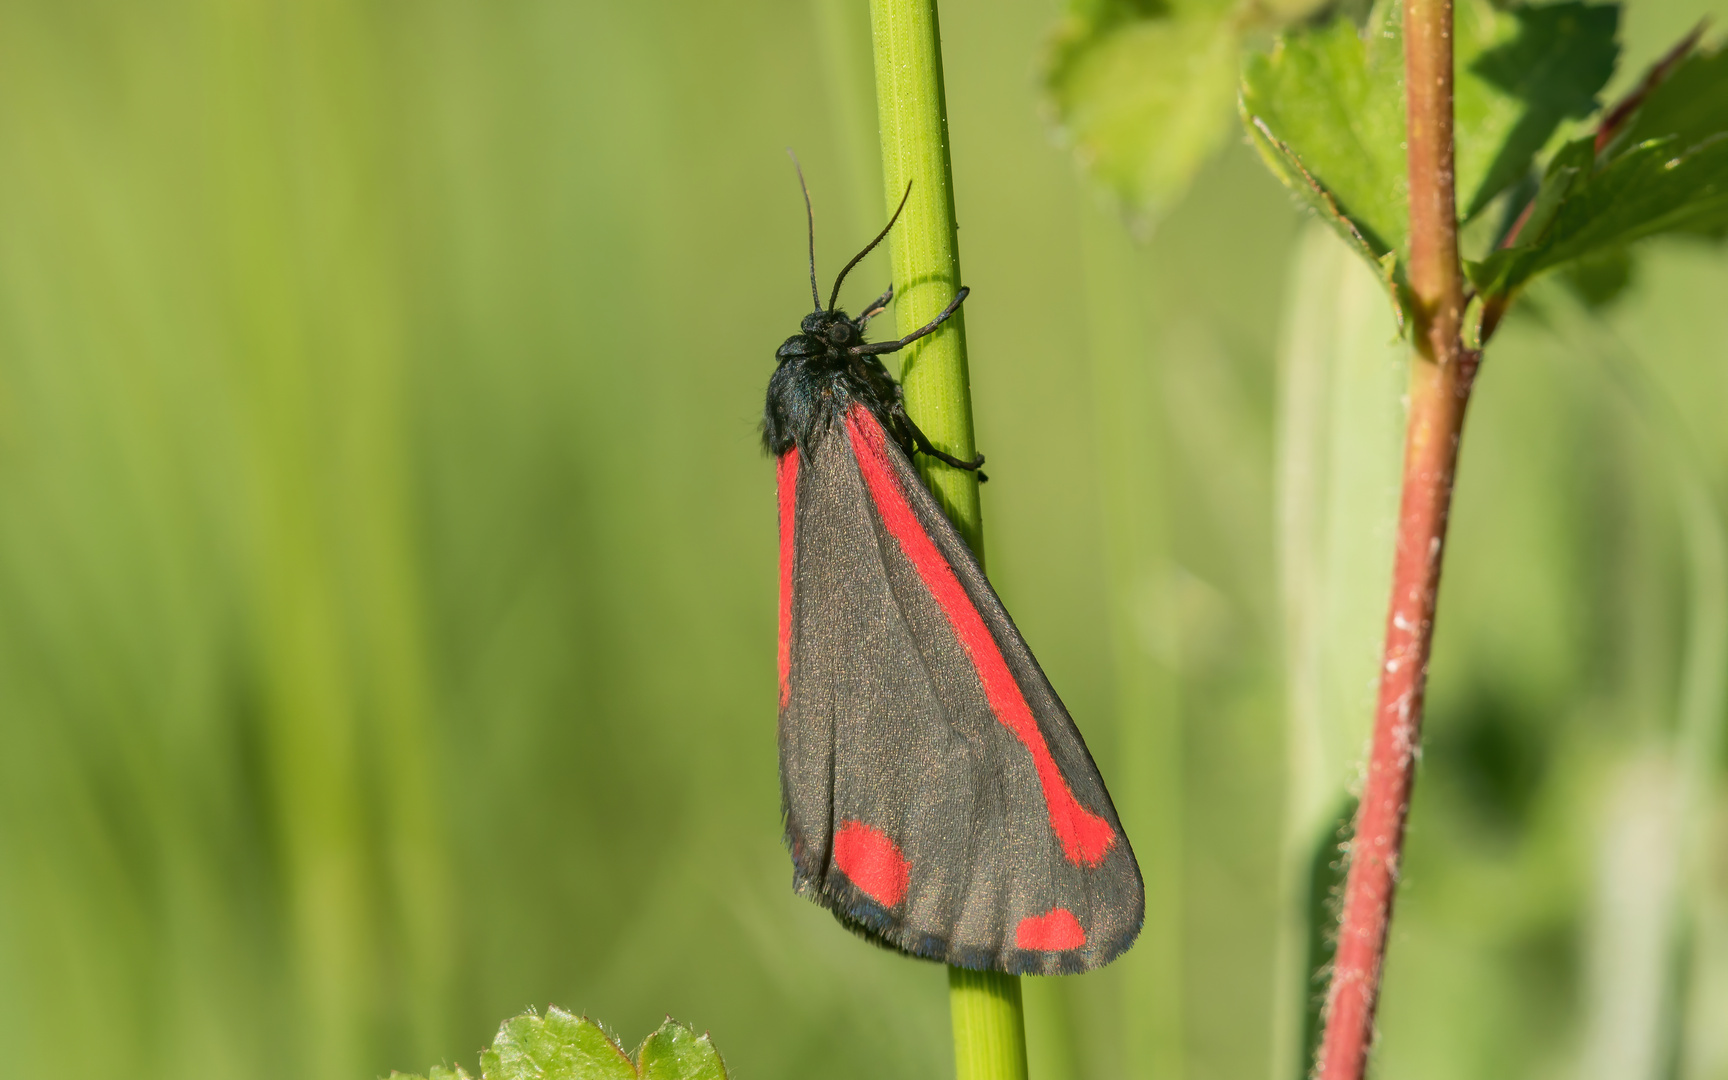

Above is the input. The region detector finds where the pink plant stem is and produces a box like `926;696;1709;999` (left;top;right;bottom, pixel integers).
1313;0;1472;1075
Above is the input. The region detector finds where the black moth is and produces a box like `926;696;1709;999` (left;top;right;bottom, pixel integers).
763;165;1144;976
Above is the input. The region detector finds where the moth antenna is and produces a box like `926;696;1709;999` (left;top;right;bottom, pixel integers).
788;149;822;313
829;181;912;314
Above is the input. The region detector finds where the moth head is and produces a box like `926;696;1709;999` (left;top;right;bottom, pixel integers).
787;310;861;352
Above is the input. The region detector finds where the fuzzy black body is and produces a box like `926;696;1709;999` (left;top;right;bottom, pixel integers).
763;306;908;462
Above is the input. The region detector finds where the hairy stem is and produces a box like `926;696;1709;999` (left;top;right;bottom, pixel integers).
1313;0;1474;1075
867;2;1023;1078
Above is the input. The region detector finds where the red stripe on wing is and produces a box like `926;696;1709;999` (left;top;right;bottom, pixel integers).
777;448;800;708
833;820;910;906
845;406;1115;867
1016;908;1086;950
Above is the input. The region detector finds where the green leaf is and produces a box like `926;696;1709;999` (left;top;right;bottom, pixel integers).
1242;110;1414;330
1610;39;1728;155
1241;5;1407;259
479;1007;639;1080
1457;1;1619;219
635;1020;731;1080
396;1010;730;1080
1467;35;1728;300
1469;131;1728;296
1241;0;1618;286
1045;1;1242;231
1517;136;1594;244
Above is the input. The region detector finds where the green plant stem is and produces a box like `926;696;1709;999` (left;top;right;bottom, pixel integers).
868;2;1023;1079
869;0;982;554
950;967;1030;1080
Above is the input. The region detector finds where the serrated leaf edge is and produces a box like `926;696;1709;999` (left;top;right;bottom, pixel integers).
1245;111;1411;333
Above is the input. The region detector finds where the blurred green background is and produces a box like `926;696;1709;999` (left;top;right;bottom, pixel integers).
2;0;1727;1078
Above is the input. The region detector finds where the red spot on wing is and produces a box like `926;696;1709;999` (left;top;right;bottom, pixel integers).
845;406;1116;867
833;820;910;906
777;448;800;708
1015;908;1086;951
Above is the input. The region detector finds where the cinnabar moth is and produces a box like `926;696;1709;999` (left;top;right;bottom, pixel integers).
762;167;1144;975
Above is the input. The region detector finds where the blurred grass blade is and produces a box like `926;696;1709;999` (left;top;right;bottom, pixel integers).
1670;397;1728;1080
1270;224;1406;1080
0;2;451;1075
1079;199;1182;1080
811;0;886;240
210;1;453;1068
1539;285;1728;1080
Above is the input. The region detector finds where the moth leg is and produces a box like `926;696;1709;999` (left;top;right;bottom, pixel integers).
851;287;969;356
854;284;894;326
892;403;988;480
